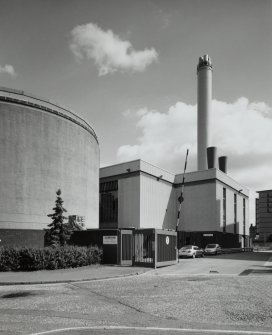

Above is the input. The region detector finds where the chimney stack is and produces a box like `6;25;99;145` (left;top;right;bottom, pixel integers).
218;156;228;173
197;55;213;170
207;146;217;169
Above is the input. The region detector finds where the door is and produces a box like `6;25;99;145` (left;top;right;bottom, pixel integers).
120;230;133;265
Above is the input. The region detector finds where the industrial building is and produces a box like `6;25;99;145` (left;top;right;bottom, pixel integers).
99;55;250;248
99;159;249;248
0;87;99;247
256;190;272;242
0;55;251;250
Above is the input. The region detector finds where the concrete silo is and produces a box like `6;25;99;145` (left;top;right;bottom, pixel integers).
0;87;99;247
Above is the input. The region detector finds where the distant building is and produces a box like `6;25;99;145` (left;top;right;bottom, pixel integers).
99;159;250;248
256;190;272;242
68;215;86;230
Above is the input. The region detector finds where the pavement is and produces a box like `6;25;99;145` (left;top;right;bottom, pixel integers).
0;264;152;285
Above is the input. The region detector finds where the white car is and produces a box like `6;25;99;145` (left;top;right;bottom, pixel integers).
204;244;222;255
179;245;204;258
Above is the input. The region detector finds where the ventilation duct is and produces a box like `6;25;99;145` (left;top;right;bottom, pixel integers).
218;156;228;173
206;146;217;169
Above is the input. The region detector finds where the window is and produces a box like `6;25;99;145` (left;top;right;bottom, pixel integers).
223;188;226;232
243;198;246;236
99;181;118;225
267;193;272;213
100;181;118;192
234;194;237;234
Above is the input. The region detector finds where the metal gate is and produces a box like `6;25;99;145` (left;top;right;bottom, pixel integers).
133;229;177;268
120;229;133;265
133;229;154;267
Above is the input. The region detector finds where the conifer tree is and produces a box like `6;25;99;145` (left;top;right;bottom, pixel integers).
46;189;70;246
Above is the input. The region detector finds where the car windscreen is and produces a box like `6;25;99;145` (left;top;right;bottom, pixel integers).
206;244;216;248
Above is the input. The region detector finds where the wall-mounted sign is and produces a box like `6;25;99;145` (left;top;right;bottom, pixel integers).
166;236;169;245
103;236;117;245
203;234;213;237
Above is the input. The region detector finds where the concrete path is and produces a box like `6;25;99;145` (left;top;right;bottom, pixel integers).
0;264;151;285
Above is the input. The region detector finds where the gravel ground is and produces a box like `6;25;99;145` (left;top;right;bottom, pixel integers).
76;275;272;329
0;274;272;334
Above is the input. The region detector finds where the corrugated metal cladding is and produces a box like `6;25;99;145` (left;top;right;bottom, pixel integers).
140;174;176;230
157;234;176;262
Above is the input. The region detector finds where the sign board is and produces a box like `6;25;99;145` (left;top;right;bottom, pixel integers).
103;236;118;245
203;233;213;237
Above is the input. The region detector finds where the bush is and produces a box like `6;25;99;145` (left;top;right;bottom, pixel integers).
0;245;102;272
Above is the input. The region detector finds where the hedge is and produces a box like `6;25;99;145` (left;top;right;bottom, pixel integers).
0;245;103;271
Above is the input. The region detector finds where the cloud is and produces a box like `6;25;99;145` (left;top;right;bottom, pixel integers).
0;64;16;76
70;22;158;76
117;98;272;190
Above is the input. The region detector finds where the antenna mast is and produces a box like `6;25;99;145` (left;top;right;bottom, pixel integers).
176;149;189;256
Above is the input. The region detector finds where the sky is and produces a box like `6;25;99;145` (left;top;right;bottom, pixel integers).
0;0;272;217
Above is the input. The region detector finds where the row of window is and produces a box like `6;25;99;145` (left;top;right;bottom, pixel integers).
99;182;246;234
223;188;246;234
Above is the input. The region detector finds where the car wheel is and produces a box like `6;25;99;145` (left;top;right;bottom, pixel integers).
201;253;204;257
215;251;217;255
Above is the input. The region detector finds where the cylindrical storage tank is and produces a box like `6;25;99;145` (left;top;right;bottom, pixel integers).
206;146;217;169
197;55;212;171
218;156;228;173
0;87;99;235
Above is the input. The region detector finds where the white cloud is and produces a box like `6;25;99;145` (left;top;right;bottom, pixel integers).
0;64;16;76
122;109;132;117
70;22;158;76
117;98;272;191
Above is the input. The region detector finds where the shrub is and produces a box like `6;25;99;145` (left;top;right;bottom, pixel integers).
0;245;102;272
0;247;20;271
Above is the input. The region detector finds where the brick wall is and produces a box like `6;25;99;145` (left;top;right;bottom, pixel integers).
0;229;45;248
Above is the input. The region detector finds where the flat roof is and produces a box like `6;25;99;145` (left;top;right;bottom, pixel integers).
100;159;249;196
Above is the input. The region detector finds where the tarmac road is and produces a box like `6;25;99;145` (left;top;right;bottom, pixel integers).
157;251;272;276
0;252;271;335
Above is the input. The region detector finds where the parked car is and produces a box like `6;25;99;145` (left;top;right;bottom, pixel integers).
204;244;222;255
179;245;204;258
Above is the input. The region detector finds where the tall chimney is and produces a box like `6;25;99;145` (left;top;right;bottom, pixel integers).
207;146;217;169
218;156;227;173
197;55;212;170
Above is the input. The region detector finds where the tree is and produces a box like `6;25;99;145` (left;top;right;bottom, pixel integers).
46;189;70;247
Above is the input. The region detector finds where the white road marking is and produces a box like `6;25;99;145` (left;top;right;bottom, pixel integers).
29;325;272;335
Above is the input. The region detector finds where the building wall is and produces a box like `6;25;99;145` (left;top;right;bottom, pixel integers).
0;89;99;232
118;175;140;228
178;181;217;232
216;181;249;247
256;190;272;242
0;229;45;248
139;173;176;230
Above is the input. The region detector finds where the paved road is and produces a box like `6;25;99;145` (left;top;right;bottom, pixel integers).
155;251;272;276
0;252;271;335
